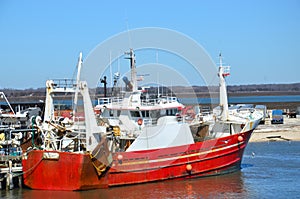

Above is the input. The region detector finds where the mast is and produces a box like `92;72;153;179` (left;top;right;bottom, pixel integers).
109;51;112;88
73;52;83;121
157;73;160;97
156;51;160;97
100;76;107;97
125;48;137;91
218;53;230;121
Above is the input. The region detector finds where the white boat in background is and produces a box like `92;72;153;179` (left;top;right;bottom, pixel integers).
0;92;41;129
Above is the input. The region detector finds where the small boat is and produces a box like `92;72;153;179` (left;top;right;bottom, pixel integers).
22;52;262;191
0;92;41;129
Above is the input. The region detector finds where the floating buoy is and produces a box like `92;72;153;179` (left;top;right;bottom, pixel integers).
117;154;123;160
238;136;244;142
186;164;192;172
137;118;143;126
117;154;123;164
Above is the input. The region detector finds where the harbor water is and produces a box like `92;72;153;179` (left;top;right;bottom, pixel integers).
180;95;300;105
1;141;299;198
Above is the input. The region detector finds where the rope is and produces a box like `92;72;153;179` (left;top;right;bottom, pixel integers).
12;152;43;177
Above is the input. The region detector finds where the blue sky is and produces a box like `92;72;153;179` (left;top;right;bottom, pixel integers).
0;0;299;89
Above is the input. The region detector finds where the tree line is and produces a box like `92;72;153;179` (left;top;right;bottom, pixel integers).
1;82;299;98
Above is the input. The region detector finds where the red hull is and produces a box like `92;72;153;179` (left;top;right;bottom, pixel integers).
22;151;108;190
22;131;252;190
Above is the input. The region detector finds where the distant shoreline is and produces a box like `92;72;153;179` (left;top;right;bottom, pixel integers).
180;92;300;110
2;90;300;111
250;117;300;142
174;91;300;98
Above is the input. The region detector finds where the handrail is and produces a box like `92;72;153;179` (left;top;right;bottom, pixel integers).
97;97;123;105
97;96;179;107
51;79;77;89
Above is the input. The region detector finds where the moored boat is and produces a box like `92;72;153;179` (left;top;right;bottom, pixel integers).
22;52;262;191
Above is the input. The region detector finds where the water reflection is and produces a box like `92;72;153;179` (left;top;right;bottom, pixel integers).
15;171;248;199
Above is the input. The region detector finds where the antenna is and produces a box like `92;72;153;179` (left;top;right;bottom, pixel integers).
157;72;160;97
171;81;173;97
125;18;132;48
118;52;120;74
156;51;160;97
110;51;112;88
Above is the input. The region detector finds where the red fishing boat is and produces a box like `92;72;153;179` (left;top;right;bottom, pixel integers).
22;52;262;191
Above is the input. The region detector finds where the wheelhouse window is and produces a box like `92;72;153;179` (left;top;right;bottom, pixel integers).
166;108;178;116
130;111;141;118
141;110;150;118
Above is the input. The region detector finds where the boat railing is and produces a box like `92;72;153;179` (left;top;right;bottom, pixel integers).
43;130;86;152
140;98;158;106
141;96;178;106
229;108;258;120
52;79;77;89
231;107;255;114
97;95;179;107
97;97;123;106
